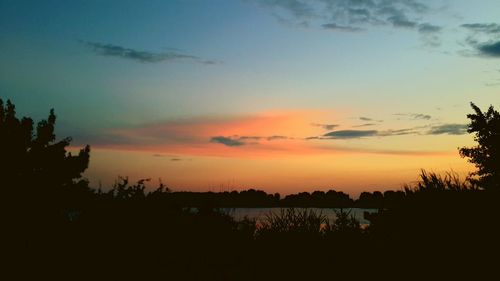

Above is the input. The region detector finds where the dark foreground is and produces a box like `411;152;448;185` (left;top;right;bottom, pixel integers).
5;180;500;280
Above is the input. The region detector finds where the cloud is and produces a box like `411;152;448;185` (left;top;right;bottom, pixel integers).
412;113;432;120
239;136;262;141
323;130;378;139
210;136;246;147
308;124;433;140
170;158;182;161
359;117;383;122
476;41;500;57
461;23;500;34
267;135;289;141
253;0;441;44
394;113;431;120
311;123;340;130
258;0;315;19
80;40;218;64
387;14;417;28
210;134;292;146
322;23;363;32
353;123;377;127
417;23;442;34
378;128;420;136
461;23;500;58
427;124;468;135
417;23;442;46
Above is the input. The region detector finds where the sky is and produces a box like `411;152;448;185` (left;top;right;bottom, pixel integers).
1;0;500;196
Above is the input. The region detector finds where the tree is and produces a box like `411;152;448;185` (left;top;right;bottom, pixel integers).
459;102;500;190
0;98;90;195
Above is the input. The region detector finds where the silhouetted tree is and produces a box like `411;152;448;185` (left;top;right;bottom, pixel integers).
1;98;91;227
459;102;500;190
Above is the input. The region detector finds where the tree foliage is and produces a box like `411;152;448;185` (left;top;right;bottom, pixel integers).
0;99;90;192
459;102;500;189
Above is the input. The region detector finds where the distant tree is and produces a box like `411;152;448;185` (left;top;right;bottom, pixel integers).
459;102;500;190
0;99;90;193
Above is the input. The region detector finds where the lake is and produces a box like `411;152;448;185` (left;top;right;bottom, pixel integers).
222;208;377;226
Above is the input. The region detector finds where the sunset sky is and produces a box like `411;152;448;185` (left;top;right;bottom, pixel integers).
1;0;500;195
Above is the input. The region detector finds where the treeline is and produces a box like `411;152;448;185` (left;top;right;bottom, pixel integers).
96;179;403;208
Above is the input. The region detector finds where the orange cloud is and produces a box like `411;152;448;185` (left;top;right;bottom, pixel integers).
79;109;454;158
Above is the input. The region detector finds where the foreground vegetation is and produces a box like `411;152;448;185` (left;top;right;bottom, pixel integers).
2;99;499;279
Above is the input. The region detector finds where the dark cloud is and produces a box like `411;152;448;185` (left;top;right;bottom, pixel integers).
461;23;500;58
322;23;363;32
359;117;383;122
477;41;500;57
239;136;262;141
210;134;292;146
308;124;432;140
323;130;378;139
378;128;420;136
170;158;182;161
387;14;417;28
80;40;218;64
312;123;340;130
210;136;245;147
267;135;289;141
461;23;500;34
353;123;377;127
258;0;315;19
395;113;431;120
413;113;432;120
418;23;441;34
306;122;469;141
427;124;468;135
254;0;441;44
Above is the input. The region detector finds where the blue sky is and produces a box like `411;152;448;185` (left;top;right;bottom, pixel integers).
1;0;500;194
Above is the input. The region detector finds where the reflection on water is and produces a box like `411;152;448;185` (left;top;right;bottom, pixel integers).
223;208;377;225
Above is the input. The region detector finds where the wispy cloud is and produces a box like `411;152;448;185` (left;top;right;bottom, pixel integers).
210;134;292;147
323;130;378;139
418;23;442;34
253;0;442;45
210;136;246;147
316;127;421;139
267;135;289;141
308;122;469;140
427;124;468;135
311;123;340;130
462;23;500;34
461;23;500;58
359;116;383;122
394;113;432;120
322;23;363;32
353;123;377;127
80;40;219;64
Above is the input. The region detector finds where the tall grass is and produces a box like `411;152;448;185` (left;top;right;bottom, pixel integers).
255;208;363;239
257;208;328;235
403;170;475;194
